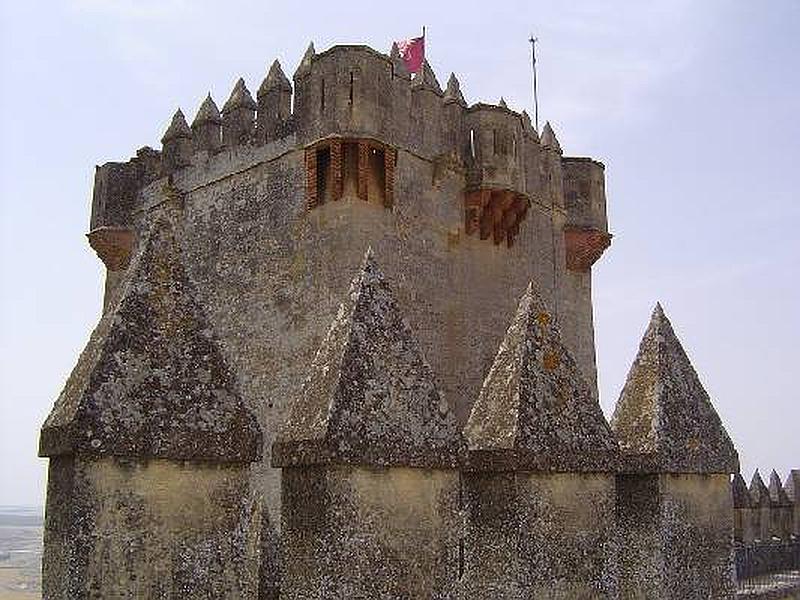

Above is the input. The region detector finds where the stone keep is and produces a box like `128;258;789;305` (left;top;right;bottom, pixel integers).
39;42;743;599
611;305;739;600
62;42;613;532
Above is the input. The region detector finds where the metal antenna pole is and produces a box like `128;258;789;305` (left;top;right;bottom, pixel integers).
529;35;539;134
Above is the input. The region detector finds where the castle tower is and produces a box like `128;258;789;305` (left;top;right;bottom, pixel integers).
38;218;263;599
462;282;619;598
45;43;615;591
272;251;462;599
611;304;739;599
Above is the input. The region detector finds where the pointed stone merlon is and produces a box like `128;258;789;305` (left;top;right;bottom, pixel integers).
443;73;466;106
191;94;222;153
258;60;292;143
273;249;462;599
161;109;193;172
747;469;775;543
39;218;263;599
731;473;753;543
768;470;795;541
389;42;410;80
222;77;257;147
612;305;738;599
460;282;618;599
412;59;443;95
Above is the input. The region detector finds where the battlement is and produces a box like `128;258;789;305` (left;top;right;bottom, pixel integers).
89;43;607;259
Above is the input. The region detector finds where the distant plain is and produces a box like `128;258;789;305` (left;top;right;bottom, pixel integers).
0;507;41;600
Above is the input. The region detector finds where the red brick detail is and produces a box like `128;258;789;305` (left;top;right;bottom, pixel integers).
384;148;395;208
87;226;135;271
564;226;612;272
305;147;318;209
330;138;343;201
464;188;529;248
357;140;369;201
464;189;489;236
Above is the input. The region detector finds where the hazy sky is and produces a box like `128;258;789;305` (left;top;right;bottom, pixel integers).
1;0;798;506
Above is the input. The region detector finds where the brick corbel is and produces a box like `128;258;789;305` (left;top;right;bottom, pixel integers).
357;140;369;201
564;226;612;272
87;226;136;271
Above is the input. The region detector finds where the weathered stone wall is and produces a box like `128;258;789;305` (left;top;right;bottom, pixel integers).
462;472;617;599
281;467;460;599
128;133;572;522
617;474;735;600
42;457;258;599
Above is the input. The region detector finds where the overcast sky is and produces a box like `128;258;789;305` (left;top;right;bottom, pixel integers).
1;0;798;506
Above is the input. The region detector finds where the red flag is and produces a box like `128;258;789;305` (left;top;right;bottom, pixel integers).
396;36;425;74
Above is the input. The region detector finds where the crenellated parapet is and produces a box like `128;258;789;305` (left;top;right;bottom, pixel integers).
732;469;799;544
89;43;612;277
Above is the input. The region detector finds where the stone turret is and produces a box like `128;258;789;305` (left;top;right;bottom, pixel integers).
222;77;257;146
38;217;263;599
612;304;738;599
191;94;222;153
462;282;619;598
273;250;462;599
257;60;292;143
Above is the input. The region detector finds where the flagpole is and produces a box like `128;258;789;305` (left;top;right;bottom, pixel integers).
528;34;539;134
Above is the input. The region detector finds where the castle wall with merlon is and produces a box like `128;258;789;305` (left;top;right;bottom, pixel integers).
39;42;770;600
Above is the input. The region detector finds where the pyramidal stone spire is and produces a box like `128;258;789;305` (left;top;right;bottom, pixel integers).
389;42;410;79
294;42;315;78
464;282;618;471
223;77;257;113
540;121;561;153
259;60;291;96
39;218;262;461
750;470;772;507
192;93;222;126
611;304;739;473
161;109;191;143
412;59;442;94
273;249;462;468
769;470;791;505
443;73;466;106
731;473;752;508
498;97;508;109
